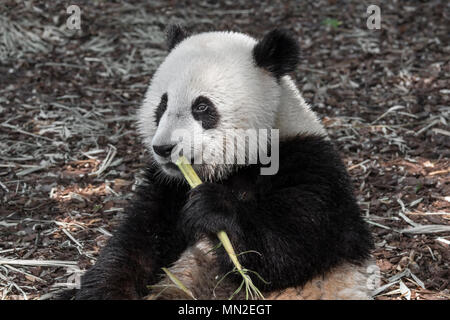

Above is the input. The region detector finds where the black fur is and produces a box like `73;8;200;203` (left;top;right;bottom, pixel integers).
253;29;299;79
70;135;373;299
191;96;220;130
73;165;190;299
154;93;168;125
166;25;189;51
180;135;373;290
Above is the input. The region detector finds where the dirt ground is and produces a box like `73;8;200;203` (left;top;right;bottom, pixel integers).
0;0;448;300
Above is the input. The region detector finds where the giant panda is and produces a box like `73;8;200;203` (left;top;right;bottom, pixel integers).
74;26;375;300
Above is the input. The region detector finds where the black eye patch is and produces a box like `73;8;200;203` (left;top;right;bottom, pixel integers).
191;96;219;130
155;93;168;125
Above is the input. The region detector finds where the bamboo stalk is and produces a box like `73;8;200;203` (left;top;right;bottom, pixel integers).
161;267;196;299
175;156;264;300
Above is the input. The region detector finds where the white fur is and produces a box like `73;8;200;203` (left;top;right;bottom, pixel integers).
138;31;326;180
277;77;326;138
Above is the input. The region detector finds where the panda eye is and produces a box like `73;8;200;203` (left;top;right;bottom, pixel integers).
191;95;219;130
193;103;209;113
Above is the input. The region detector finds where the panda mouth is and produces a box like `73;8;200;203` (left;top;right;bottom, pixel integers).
160;155;201;176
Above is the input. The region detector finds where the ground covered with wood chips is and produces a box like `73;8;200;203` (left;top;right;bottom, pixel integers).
0;0;448;300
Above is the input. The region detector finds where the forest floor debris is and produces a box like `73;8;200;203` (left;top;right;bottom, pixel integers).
0;0;448;300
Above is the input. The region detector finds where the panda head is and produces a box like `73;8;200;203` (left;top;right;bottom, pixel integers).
138;26;299;181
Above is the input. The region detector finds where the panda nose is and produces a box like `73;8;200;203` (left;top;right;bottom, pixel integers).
153;144;176;158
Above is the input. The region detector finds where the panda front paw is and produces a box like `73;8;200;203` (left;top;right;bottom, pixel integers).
179;182;242;240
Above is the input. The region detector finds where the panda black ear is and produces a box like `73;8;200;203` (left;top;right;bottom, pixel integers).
166;25;189;51
252;29;299;79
